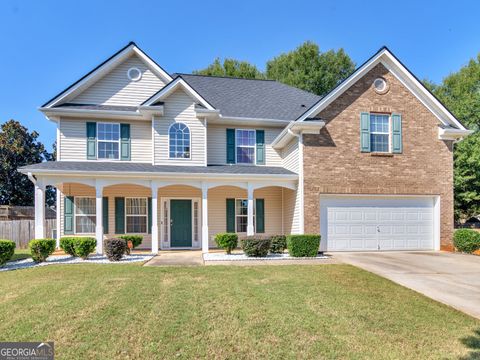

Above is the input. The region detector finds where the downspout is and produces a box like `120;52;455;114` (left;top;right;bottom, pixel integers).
288;129;305;234
27;172;37;185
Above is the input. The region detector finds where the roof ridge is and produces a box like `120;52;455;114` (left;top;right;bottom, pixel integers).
176;73;277;82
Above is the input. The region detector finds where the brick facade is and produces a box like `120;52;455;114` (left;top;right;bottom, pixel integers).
303;63;454;250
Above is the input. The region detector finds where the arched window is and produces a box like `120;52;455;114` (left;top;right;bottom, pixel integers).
169;123;191;159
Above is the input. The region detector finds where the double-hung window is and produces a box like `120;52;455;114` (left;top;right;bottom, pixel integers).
75;197;96;233
98;123;120;159
370;114;390;152
236;129;256;164
125;197;148;233
235;199;255;233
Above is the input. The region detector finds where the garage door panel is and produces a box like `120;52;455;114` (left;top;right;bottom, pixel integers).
323;197;435;251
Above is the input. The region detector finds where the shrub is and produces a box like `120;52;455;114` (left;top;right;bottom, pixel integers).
269;235;287;254
287;235;321;257
0;240;15;266
214;233;238;254
241;236;271;257
73;237;96;259
454;229;480;253
104;238;127;261
60;237;77;256
29;239;56;263
119;235;143;254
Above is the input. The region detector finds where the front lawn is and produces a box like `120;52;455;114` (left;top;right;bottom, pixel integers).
0;264;479;359
10;248;31;261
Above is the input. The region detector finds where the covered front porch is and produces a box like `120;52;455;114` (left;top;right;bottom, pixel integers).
29;174;300;254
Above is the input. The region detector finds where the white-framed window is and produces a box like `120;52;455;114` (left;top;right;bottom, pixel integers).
370;114;390;152
236;129;256;164
125;197;148;233
74;197;96;234
97;123;120;159
235;199;255;233
169;122;191;159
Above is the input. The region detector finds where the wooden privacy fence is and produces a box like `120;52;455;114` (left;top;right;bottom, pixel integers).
0;219;56;248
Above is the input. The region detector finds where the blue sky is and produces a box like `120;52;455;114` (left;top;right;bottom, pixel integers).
1;0;479;150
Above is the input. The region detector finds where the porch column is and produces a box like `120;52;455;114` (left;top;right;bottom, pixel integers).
247;183;254;236
34;182;45;239
56;187;61;248
95;183;103;254
201;182;209;253
151;184;159;254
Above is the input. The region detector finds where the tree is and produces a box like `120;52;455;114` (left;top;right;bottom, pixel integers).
0;120;53;206
193;58;264;79
428;54;480;221
266;41;356;96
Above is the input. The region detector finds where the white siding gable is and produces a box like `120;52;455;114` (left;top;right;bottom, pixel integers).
70;55;166;106
153;89;206;166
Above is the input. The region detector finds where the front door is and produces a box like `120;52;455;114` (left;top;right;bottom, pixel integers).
170;200;192;248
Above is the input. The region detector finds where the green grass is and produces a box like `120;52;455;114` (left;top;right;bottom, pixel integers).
10;248;31;261
0;264;479;359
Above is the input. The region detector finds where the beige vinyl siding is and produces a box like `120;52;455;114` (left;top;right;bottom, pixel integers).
207;186;283;247
282;138;299;173
70;55;166;106
207;124;283;166
283;188;301;235
153;89;206;166
59;118;152;162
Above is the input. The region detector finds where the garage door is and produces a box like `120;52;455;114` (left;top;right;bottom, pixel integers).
320;197;435;251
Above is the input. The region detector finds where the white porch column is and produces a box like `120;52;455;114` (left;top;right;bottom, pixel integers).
247;183;254;236
201;182;209;253
56;187;61;248
151;183;159;254
95;183;103;254
34;182;45;239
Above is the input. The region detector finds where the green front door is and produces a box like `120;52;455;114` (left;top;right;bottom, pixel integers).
170;200;192;247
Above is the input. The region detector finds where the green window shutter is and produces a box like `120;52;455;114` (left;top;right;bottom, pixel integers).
86;122;97;159
255;199;265;233
120;124;131;161
102;197;109;234
64;196;74;235
148;197;152;234
226;198;235;232
256;130;265;165
360;112;371;152
226;129;236;164
115;197;125;234
391;113;403;153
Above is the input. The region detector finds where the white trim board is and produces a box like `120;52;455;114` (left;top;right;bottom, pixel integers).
297;47;468;132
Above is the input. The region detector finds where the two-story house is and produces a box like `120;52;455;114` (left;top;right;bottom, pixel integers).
21;42;470;254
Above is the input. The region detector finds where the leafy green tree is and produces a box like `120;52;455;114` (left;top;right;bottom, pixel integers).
0;120;53;206
194;58;264;79
266;41;356;96
428;54;480;221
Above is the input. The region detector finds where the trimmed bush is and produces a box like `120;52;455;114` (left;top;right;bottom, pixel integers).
287;235;321;257
73;237;96;259
0;240;15;266
269;235;287;254
60;237;77;256
119;235;143;254
104;238;127;261
29;239;56;263
453;229;480;253
241;236;271;257
214;233;238;254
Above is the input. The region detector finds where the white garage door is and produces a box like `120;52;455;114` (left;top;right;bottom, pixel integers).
320;197;435;251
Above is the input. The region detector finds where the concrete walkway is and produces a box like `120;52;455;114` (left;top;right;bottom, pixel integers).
334;251;480;319
144;250;204;266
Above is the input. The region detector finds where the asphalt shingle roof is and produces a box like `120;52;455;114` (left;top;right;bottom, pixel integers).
20;161;296;176
176;74;321;120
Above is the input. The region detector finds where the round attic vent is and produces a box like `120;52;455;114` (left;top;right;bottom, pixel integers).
373;77;389;94
127;67;142;81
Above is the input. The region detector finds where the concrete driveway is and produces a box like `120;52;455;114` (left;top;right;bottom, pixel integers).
334;251;480;319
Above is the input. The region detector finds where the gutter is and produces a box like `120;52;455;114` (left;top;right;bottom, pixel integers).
438;127;473;141
271;120;325;149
